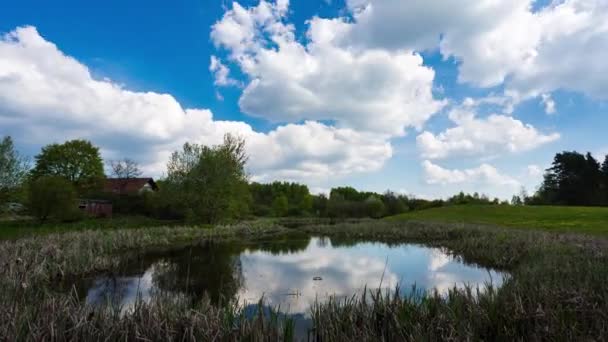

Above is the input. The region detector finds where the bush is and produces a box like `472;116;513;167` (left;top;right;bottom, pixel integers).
272;195;289;217
28;176;78;222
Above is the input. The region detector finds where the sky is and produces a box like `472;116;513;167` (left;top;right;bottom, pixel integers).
1;0;607;199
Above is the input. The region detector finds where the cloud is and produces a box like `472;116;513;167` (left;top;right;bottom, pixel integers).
316;0;608;100
0;26;391;182
416;102;560;160
210;1;445;136
209;55;239;87
540;93;556;114
422;160;520;187
527;164;544;178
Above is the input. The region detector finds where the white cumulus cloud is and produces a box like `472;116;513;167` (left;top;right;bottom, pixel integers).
0;26;391;183
210;0;445;136
422;160;520;187
317;0;608;101
209;55;239;87
416;102;559;160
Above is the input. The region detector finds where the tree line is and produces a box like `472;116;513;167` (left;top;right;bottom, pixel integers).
4;134;604;224
515;151;608;206
2;134;499;223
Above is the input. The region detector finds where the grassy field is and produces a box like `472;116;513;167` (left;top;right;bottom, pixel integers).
1;219;607;340
386;204;608;235
0;215;184;240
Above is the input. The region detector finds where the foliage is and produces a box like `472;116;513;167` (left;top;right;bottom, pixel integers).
271;194;289;217
446;191;499;205
164;134;249;223
31;139;105;194
381;191;408;216
0;136;29;205
602;155;608;204
312;194;328;217
27;176;78;222
249;181;313;216
532;151;607;206
365;196;386;218
108;158;142;179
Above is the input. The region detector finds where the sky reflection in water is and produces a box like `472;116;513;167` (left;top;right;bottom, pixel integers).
80;237;506;315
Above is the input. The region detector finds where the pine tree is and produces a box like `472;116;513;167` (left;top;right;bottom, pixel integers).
601;155;608;205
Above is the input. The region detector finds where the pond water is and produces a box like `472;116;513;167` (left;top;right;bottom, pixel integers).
70;236;506;318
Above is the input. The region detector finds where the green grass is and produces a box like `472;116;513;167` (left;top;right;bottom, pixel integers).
386;205;608;235
0;215;184;240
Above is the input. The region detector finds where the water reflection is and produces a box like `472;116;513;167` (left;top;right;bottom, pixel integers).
74;237;505;315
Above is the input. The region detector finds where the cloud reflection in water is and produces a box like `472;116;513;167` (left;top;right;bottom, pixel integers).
83;237;505;315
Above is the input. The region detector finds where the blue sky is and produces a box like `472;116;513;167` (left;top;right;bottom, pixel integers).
1;0;607;199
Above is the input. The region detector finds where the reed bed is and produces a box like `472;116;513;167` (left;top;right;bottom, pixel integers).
303;221;608;341
1;219;607;341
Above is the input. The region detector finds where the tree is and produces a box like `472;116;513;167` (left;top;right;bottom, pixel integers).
601;155;608;205
0;136;29;204
602;155;608;176
165;134;249;223
28;176;77;222
31;139;105;193
312;194;328;217
534;151;603;206
109;158;142;179
272;195;289;217
583;152;602;205
511;195;523;205
382;191;408;216
365;196;386;218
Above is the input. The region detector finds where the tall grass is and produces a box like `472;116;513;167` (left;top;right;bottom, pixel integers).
303;221;608;340
1;219;607;340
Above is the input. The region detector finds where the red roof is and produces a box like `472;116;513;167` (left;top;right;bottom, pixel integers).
103;178;158;195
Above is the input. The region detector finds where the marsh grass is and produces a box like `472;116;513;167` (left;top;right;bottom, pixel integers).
302;221;608;341
1;219;607;340
3;291;295;341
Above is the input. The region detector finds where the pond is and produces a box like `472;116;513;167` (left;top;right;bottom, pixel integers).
69;236;506;318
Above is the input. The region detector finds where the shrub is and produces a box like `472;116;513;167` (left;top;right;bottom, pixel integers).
28;176;77;222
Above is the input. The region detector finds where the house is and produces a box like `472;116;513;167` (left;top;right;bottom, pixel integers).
103;178;159;195
78;199;112;218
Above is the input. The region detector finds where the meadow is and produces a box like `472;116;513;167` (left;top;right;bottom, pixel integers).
0;217;606;340
386;204;608;235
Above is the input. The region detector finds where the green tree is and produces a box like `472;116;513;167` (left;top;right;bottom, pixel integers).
165;134;249;223
0;136;29;205
312;194;328;217
365;196;386;218
272;194;289;217
601;155;608;205
535;151;603;206
28;176;77;222
31;139;105;193
511;195;523;205
583;152;602;205
381;191;408;216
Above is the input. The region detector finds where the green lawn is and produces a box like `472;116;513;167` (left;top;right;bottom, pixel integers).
386;205;608;235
